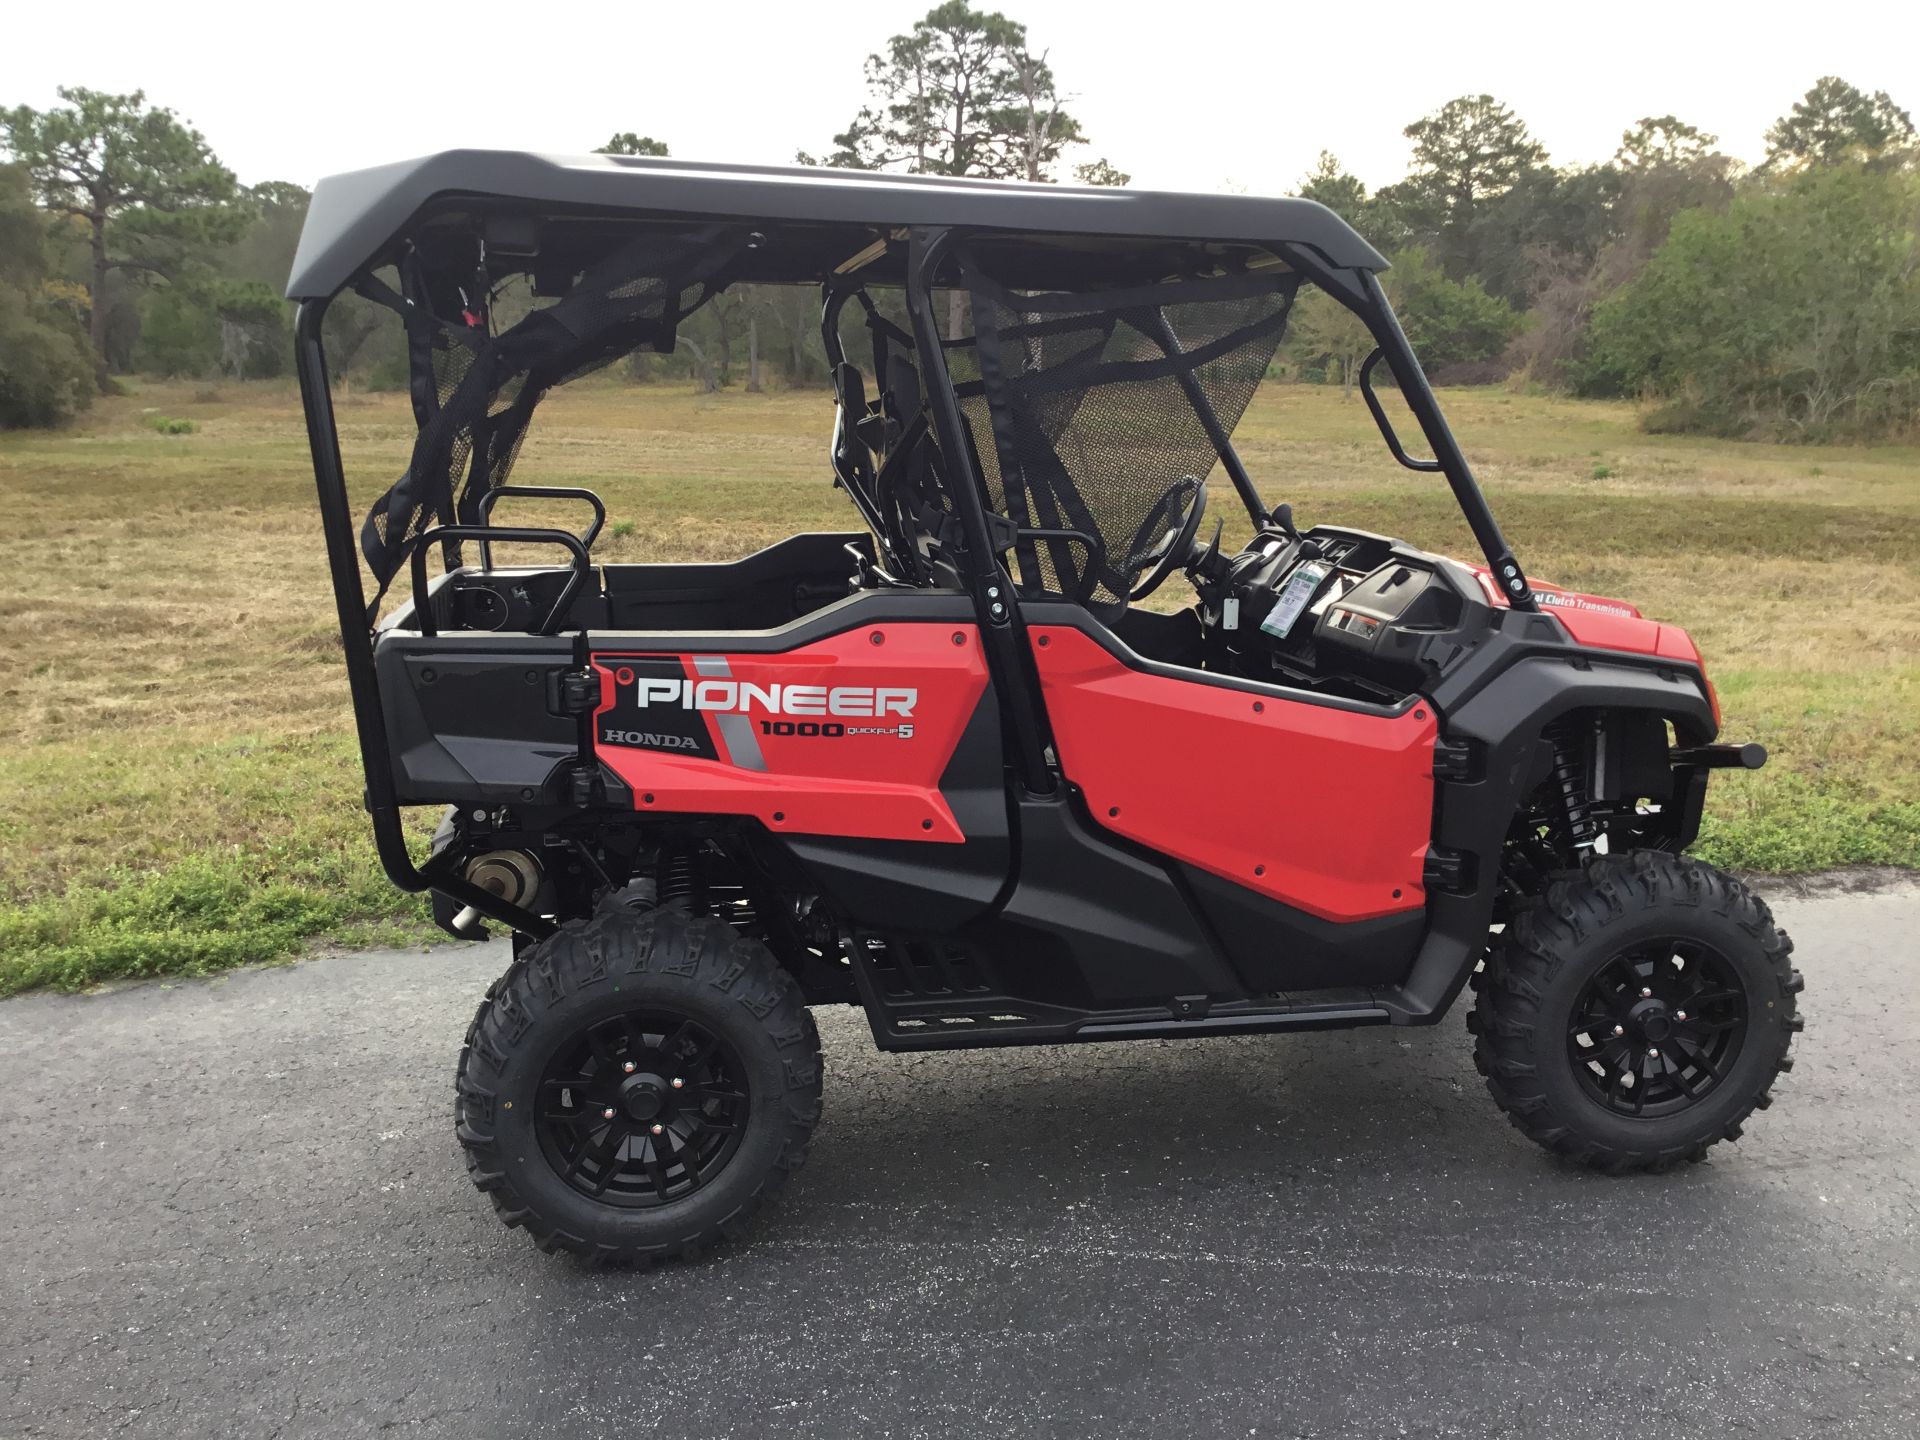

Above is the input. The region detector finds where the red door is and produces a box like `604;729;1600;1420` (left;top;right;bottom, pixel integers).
1027;626;1436;923
591;622;989;843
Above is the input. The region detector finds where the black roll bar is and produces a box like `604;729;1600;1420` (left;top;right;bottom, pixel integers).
819;284;894;547
1352;269;1535;609
1142;308;1268;524
1357;349;1443;473
1273;245;1535;611
904;227;1056;795
293;298;556;940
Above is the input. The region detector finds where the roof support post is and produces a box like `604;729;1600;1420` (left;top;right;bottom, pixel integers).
1354;268;1534;610
295;297;555;938
904;227;1055;796
1273;242;1534;611
1142;308;1267;525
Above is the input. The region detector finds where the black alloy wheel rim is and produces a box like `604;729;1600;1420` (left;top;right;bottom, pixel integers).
1566;937;1750;1118
534;1009;751;1207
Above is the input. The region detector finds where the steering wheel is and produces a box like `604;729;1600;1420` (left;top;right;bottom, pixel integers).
1120;476;1208;602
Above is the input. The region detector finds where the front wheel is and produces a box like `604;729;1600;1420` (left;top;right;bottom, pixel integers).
456;908;822;1263
1471;851;1802;1172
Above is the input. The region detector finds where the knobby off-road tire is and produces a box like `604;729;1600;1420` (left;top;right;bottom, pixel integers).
455;908;822;1264
1470;850;1803;1172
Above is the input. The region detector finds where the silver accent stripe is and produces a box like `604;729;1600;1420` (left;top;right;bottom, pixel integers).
714;713;768;772
690;654;768;772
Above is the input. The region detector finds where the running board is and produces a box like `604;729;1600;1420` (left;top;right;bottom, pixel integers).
863;998;1392;1052
847;934;1393;1051
1075;1005;1389;1042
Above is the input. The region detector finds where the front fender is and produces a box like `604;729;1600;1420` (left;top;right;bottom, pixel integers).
1393;653;1717;1021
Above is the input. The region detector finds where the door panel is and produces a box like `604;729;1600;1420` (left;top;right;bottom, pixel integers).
1027;625;1436;923
591;622;990;843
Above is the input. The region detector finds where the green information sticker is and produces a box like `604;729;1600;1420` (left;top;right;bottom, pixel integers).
1260;560;1330;639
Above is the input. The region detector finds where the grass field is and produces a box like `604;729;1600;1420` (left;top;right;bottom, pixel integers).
1;377;1916;995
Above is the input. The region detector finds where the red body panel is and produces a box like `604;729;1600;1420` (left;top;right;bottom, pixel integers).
591;624;989;843
1028;627;1437;923
1463;563;1701;664
1549;605;1703;663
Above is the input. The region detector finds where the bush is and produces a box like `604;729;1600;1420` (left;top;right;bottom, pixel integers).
1428;359;1508;386
1391;247;1522;373
1640;398;1750;438
0;285;95;428
1583;166;1920;438
136;287;220;377
0;163;95;429
134;281;291;381
1283;247;1520;390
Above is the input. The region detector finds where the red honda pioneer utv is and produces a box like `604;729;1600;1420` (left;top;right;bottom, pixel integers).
288;153;1801;1262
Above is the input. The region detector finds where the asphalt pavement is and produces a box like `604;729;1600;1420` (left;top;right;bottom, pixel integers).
1;878;1915;1439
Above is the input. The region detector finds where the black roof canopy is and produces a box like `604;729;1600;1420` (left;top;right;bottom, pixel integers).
285;150;1388;301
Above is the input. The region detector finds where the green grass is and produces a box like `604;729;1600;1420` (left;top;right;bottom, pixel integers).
0;731;429;997
0;850;417;998
0;375;1914;995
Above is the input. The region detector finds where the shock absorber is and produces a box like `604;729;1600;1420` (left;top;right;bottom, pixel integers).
656;847;697;909
1548;720;1599;853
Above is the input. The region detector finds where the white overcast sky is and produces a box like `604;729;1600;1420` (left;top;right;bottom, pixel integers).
3;0;1916;193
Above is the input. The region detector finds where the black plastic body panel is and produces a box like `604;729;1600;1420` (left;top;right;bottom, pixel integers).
1315;559;1462;672
1388;610;1719;1022
405;532;874;636
600;532;872;630
1180;865;1424;992
956;795;1242;1006
777;684;1011;932
374;633;579;804
788;793;1242;1017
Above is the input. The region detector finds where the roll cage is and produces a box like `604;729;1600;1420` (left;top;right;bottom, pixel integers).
288;152;1539;936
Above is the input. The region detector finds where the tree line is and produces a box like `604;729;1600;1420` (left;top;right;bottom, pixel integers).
1287;84;1920;438
3;3;1916;442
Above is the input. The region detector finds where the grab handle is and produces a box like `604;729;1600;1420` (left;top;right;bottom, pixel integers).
398;524;592;637
475;486;607;570
1359;349;1443;474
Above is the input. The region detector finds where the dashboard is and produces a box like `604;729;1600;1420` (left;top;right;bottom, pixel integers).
1192;525;1486;705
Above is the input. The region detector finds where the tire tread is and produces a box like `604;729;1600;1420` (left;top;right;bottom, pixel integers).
453;908;822;1265
1473;850;1799;1172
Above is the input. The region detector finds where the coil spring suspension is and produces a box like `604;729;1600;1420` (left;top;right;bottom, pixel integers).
1548;720;1599;853
652;844;755;929
656;848;697;909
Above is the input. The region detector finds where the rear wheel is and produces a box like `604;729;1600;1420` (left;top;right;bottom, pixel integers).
456;908;821;1263
1471;851;1802;1171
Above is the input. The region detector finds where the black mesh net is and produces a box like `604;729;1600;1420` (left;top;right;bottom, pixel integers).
356;224;748;602
952;256;1299;606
